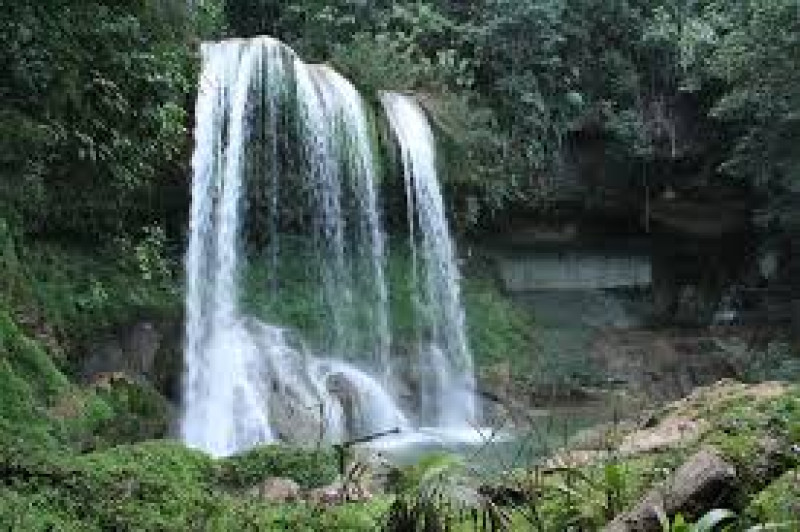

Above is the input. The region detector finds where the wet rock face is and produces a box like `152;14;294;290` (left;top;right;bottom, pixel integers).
267;384;327;445
80;318;183;400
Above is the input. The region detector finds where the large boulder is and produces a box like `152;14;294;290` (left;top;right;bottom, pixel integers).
604;448;738;531
267;384;329;445
245;320;329;445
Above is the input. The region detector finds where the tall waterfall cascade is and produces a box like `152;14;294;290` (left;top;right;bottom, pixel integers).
181;36;479;457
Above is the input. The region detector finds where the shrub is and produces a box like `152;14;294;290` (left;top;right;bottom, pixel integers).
214;445;338;490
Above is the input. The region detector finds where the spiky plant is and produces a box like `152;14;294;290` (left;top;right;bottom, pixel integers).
383;452;511;532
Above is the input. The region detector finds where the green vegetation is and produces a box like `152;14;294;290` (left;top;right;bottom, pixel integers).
0;440;386;531
0;309;171;453
2;0;800;529
0;309;379;529
702;387;800;494
377;382;800;531
744;469;800;526
221;0;800;225
215;445;338;490
6;0;800;240
0;0;217;243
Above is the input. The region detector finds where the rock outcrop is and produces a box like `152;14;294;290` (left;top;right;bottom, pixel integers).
80;318;183;400
604;448;738;531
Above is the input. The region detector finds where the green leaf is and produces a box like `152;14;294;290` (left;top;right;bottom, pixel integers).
693;509;736;532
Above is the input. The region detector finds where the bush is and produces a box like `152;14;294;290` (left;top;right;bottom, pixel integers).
0;440;386;531
0;441;220;531
214;445;338;490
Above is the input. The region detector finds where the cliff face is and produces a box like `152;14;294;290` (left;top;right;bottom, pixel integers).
479;80;774;328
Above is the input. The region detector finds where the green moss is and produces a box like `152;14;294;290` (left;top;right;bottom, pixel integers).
241;239;330;346
51;390;115;451
0;360;61;450
90;378;172;446
243;242;538;379
700;388;800;492
744;469;800;526
0;312;71;450
0;311;69;400
215;445;338;490
0;310;173;454
463;276;535;371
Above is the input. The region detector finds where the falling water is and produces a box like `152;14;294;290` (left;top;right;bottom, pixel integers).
309;64;392;377
181;37;407;456
182;37;478;458
381;92;478;428
182;41;275;457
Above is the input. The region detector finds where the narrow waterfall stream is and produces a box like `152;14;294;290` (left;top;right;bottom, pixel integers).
381;92;478;429
181;36;480;457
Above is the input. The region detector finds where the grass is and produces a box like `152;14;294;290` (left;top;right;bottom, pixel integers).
744;468;800;526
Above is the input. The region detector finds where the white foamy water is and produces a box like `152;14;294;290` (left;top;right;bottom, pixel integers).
182;41;274;457
381;92;478;429
182;37;481;458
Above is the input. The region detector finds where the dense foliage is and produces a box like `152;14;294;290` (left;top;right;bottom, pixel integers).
1;1;799;529
3;0;799;236
0;0;222;243
221;0;800;225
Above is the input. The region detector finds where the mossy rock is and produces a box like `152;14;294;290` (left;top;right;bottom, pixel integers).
699;384;800;493
88;377;172;447
0;309;174;453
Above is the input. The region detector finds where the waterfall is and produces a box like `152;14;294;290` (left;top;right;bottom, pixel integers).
182;41;275;457
381;93;477;428
182;37;478;457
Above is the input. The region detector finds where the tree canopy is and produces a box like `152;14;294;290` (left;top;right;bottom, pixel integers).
2;0;799;239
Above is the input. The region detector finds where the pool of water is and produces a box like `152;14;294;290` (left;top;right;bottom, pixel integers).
360;402;621;474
